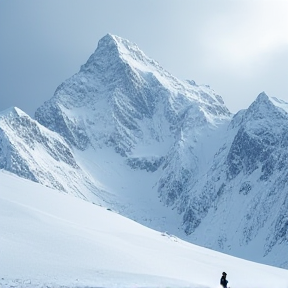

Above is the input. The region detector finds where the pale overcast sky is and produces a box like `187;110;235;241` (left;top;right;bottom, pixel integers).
0;0;288;116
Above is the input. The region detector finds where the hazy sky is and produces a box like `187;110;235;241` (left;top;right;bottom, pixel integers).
0;0;288;116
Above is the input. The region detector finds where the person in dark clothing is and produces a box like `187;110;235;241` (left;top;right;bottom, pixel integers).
220;272;228;288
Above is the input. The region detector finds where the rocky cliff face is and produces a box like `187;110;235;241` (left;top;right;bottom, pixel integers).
1;34;287;268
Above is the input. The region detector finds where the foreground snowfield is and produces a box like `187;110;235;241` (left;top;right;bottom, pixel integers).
1;171;288;288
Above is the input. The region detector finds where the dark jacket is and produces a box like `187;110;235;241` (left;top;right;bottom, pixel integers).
220;276;228;288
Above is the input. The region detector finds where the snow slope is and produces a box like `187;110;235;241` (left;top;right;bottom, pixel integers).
1;170;288;288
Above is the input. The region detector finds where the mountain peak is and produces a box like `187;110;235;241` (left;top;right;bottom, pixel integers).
253;92;288;114
256;91;269;101
100;33;144;57
96;33;120;51
99;33;139;51
80;33;156;74
101;33;117;42
252;92;271;109
0;107;28;119
242;92;288;125
79;33;122;73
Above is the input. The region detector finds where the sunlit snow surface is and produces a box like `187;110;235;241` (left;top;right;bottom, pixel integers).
1;171;288;288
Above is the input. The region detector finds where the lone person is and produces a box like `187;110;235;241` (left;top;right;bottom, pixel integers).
220;272;228;288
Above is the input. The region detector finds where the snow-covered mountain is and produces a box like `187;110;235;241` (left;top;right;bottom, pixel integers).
0;107;105;203
1;170;288;288
1;34;287;269
183;92;288;268
33;32;233;235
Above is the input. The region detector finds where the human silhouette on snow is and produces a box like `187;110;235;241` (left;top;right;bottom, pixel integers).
220;272;228;288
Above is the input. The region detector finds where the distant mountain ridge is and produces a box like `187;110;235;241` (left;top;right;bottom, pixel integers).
1;34;287;268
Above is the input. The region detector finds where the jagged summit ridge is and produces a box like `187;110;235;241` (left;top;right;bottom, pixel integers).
36;34;231;152
82;34;230;112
